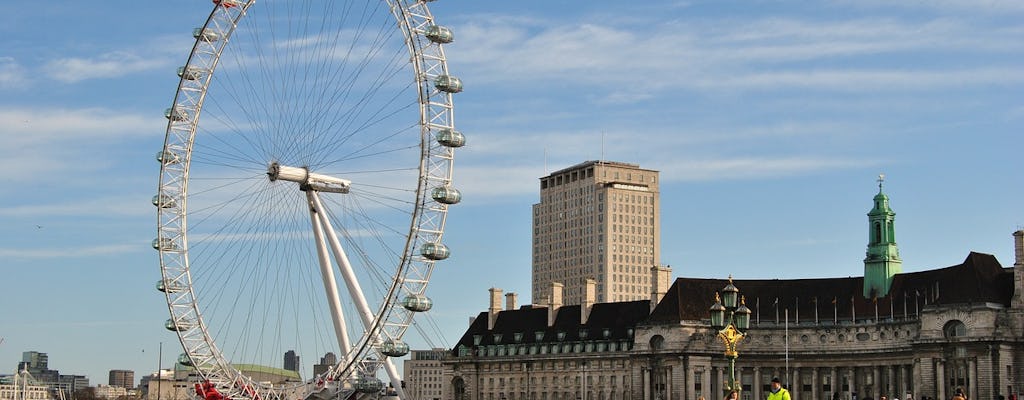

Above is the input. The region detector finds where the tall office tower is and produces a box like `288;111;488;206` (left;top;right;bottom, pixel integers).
108;369;135;389
283;350;299;372
18;351;49;373
532;160;661;305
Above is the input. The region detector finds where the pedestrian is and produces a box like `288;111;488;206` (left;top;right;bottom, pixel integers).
724;390;738;400
698;396;705;400
768;377;792;400
953;388;967;400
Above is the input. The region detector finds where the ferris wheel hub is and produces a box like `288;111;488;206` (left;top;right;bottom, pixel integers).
268;162;351;193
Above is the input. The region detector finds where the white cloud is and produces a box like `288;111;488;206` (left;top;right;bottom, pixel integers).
0;57;28;89
0;243;144;259
0;107;160;185
43;51;172;83
451;13;1023;95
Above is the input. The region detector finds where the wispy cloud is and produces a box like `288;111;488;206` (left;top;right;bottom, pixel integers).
0;57;28;89
0;243;144;259
0;107;159;183
43;50;173;83
451;13;1023;95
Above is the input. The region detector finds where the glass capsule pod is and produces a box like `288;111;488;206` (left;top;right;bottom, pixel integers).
164;107;188;122
430;186;461;205
165;318;196;332
380;340;410;357
420;242;449;260
434;75;463;93
177;353;193;367
192;28;222;43
353;377;383;394
152;237;179;251
152;193;177;209
435;128;465;148
156;150;181;165
402;294;433;312
156;279;185;293
424;25;454;44
177;66;203;81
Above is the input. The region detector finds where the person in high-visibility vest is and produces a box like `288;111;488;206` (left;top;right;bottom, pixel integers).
767;377;791;400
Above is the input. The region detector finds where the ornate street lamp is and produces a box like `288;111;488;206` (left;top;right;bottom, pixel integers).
709;275;752;395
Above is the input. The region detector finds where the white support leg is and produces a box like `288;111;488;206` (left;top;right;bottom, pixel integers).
307;191;352;364
309;192;408;399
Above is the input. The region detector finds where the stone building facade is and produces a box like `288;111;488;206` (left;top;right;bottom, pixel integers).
444;184;1024;400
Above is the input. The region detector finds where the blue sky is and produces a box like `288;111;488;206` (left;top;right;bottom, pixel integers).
1;0;1021;387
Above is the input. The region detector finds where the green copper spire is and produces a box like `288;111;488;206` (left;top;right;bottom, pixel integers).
864;174;902;298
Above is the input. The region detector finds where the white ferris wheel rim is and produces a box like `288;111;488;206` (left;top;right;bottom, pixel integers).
154;1;460;398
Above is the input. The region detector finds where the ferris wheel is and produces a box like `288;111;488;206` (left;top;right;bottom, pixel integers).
154;1;463;399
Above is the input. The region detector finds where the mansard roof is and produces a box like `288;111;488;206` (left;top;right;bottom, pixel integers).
647;251;1011;324
453;300;650;351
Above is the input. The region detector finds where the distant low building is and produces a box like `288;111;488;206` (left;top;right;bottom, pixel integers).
93;385;127;400
403;348;448;400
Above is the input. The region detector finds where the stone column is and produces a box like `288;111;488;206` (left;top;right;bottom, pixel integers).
936;360;946;400
794;368;802;397
873;367;881;399
813;367;820;400
827;368;835;400
684;358;692;400
968;359;978;400
643;367;651;400
754;367;762;400
848;367;857;400
888;366;896;397
666;366;672;400
898;364;906;398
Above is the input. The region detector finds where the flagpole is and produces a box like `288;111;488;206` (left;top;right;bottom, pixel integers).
851;296;856;322
833;297;837;324
785;308;790;384
814;297;819;324
756;297;760;325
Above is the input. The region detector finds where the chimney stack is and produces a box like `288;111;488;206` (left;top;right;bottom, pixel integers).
548;282;563;327
582;278;596;324
505;292;518;311
650;265;672;312
488;287;503;330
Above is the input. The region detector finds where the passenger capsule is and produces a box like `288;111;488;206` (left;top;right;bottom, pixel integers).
435;128;465;148
156;150;181;165
156;279;185;293
402;294;433;312
177;66;203;81
434;75;463;93
431;186;461;205
420;242;449;260
193;28;222;43
152;237;179;251
164;107;188;122
380;340;410;357
353;377;383;394
152;193;177;209
177;353;193;367
424;25;454;44
165;318;196;332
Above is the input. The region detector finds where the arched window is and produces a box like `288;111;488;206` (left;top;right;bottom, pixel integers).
649;335;665;351
944;320;967;338
873;222;882;244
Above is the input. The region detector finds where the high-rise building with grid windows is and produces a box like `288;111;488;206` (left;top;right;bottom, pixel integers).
532;160;666;305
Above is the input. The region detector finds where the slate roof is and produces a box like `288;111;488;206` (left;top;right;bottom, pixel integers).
647;251;1011;324
452;300;650;351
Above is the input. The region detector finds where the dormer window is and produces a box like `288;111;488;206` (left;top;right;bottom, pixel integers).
494;333;503;343
557;331;566;341
473;335;482;346
535;331;545;341
579;329;589;339
602;328;612;339
514;332;524;343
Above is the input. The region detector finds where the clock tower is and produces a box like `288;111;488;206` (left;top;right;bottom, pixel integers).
864;174;902;298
